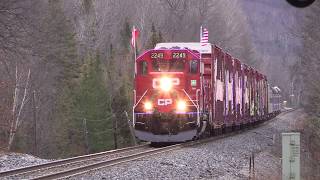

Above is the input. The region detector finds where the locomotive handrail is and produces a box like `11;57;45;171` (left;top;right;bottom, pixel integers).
196;89;201;112
196;89;201;105
183;89;198;108
183;89;200;126
135;122;145;125
133;89;149;108
196;89;201;126
133;90;136;104
132;89;149;126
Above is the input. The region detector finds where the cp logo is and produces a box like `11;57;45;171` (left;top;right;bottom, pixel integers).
158;99;172;106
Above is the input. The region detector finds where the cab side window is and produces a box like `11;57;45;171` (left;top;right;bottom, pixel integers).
139;61;148;75
190;60;198;74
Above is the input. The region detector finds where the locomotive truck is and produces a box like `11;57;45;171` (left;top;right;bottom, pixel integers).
133;42;280;143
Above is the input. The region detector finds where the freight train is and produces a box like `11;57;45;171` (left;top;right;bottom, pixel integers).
133;42;281;143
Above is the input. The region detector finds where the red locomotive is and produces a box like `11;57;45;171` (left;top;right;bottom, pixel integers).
133;42;280;143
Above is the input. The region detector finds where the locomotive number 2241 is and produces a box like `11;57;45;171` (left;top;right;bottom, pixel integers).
172;52;186;59
151;53;164;59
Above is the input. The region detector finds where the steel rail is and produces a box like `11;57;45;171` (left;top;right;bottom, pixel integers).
1;110;294;180
33;132;244;180
34;144;183;180
0;143;150;178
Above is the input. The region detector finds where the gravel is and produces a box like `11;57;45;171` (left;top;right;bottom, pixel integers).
2;146;153;180
0;153;51;172
67;110;302;180
0;110;302;179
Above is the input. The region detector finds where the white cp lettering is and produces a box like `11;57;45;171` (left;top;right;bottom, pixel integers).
158;99;172;106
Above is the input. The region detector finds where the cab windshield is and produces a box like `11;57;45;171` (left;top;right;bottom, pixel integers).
152;59;185;72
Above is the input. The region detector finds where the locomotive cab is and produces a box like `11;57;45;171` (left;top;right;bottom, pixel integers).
133;44;206;142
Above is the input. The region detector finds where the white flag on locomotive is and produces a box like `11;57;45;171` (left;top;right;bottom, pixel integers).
131;26;139;48
200;26;209;46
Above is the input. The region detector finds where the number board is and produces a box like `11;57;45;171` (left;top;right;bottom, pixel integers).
172;52;186;59
151;53;164;59
150;52;187;59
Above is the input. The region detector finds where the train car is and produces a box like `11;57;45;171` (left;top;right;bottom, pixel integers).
133;42;280;143
268;86;282;116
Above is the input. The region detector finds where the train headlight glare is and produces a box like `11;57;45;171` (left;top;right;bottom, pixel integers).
177;100;187;112
160;77;172;92
144;101;153;111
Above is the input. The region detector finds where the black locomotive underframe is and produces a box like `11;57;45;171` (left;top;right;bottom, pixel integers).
135;111;198;135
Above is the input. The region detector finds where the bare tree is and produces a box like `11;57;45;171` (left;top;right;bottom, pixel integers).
0;0;38;149
8;67;31;150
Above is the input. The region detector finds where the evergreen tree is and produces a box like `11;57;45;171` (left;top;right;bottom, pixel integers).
158;31;164;43
111;83;132;147
146;22;163;49
38;0;83;157
295;1;320;117
120;19;131;52
74;54;112;153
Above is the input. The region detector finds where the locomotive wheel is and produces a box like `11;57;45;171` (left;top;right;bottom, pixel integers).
240;123;245;130
232;125;236;131
222;126;226;134
213;128;221;136
150;142;178;147
150;142;165;147
217;128;222;135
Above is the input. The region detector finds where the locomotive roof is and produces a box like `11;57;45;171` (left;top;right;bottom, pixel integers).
155;42;212;54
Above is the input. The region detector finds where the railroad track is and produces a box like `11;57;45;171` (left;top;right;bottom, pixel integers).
0;143;152;180
0;110;294;180
0;133;238;180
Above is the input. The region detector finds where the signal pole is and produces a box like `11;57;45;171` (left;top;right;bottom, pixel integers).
133;25;137;76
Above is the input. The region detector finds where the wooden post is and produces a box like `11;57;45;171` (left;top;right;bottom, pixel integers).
83;118;89;154
249;152;255;180
252;152;255;171
112;114;118;149
32;90;37;156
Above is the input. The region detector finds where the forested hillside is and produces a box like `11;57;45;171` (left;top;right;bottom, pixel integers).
241;0;301;100
0;0;317;159
291;0;320;164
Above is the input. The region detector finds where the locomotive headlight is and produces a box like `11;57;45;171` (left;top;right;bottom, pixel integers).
177;100;187;112
160;77;172;92
144;101;153;111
